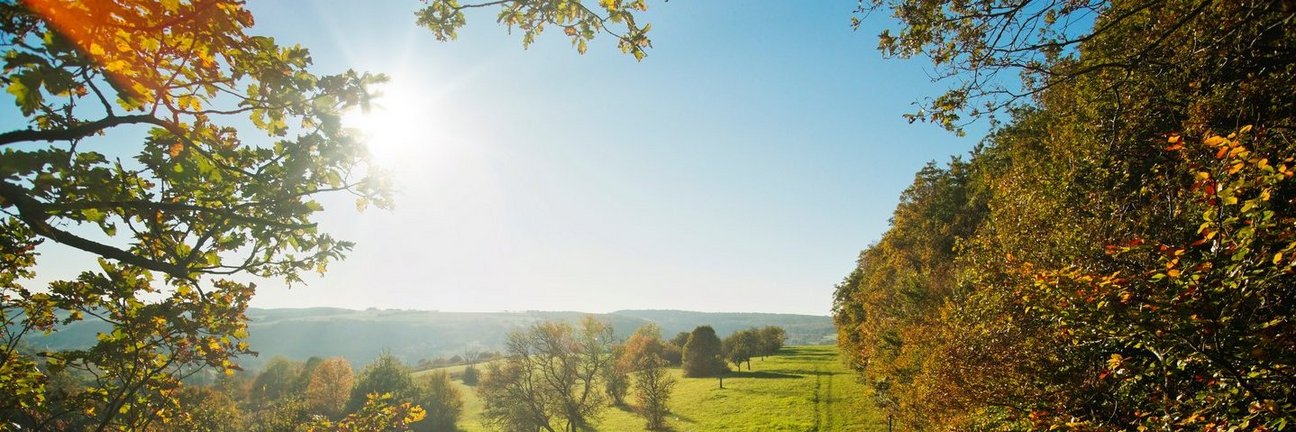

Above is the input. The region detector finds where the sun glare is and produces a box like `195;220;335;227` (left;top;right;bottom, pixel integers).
342;81;431;164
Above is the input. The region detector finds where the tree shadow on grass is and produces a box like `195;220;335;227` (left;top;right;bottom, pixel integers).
778;351;836;361
781;368;838;376
725;370;801;379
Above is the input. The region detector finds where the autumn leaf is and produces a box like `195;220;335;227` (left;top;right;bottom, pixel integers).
168;142;184;158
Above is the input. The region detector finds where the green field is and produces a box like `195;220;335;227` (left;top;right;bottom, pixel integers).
441;345;884;432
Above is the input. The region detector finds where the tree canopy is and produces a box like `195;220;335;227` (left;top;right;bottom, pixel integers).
476;317;616;432
835;0;1296;429
681;325;726;378
0;0;390;427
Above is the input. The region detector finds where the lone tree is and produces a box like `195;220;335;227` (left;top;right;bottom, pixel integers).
681;326;726;379
477;317;616;432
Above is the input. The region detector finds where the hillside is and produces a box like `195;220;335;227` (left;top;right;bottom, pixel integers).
23;308;834;370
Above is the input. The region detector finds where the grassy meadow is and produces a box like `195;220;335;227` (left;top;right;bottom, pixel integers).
438;345;884;432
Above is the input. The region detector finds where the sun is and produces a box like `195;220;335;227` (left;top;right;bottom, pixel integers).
342;80;431;164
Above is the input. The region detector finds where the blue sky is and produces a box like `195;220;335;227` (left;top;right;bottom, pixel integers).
16;1;985;315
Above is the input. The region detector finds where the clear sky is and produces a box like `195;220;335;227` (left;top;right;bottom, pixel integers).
16;1;985;316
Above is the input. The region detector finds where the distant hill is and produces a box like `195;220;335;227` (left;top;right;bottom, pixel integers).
23;308;834;370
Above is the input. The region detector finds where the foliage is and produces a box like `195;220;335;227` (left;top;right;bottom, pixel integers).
681;325;726;378
307;393;426;432
305;357;355;419
756;326;786;358
0;0;390;428
461;364;480;386
413;370;463;432
416;0;656;60
252;357;306;406
244;395;311;432
348;352;418;414
834;0;1296;429
858;0;1295;134
669;331;690;348
602;343;631;406
165;385;244;432
622;324;676;431
620;323;669;370
476;316;615;432
721;328;758;371
632;353;675;431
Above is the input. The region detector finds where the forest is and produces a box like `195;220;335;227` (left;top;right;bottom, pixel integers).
832;0;1296;430
2;0;1294;431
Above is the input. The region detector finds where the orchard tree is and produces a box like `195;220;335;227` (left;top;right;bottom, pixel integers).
755;326;785;358
681;325;726;380
633;353;675;431
611;323;670;405
477;316;616;432
620;324;675;430
620;323;669;369
721;329;757;371
602;343;631;406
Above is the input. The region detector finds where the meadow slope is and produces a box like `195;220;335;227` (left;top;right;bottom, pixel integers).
441;345;884;432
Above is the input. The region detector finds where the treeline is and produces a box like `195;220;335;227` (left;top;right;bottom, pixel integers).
138;319;784;432
833;1;1296;430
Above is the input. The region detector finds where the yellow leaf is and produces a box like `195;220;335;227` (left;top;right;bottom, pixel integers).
1107;353;1123;370
1240;125;1253;134
168;142;184;158
1204;135;1228;147
105;60;130;73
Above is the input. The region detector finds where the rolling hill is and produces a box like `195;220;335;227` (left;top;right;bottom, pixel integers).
23;308;835;370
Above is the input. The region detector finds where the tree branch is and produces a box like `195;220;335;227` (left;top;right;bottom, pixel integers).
0;114;160;146
0;181;189;278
